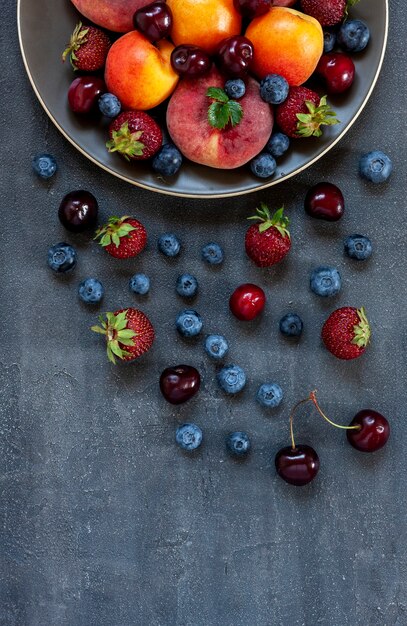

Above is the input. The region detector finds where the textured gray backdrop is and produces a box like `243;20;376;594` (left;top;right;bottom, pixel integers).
1;1;407;625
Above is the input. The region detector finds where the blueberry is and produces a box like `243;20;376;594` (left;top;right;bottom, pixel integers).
250;153;277;179
226;431;251;457
47;242;76;273
129;273;150;295
256;382;283;408
152;144;183;177
310;266;342;297
337;19;370;52
266;133;290;158
279;313;303;338
176;273;198;298
260;74;289;104
98;93;122;117
224;79;246;100
202;242;224;265
323;30;337;53
158;233;181;257
344;234;372;261
78;278;104;304
175;423;203;451
204;335;229;360
359;151;392;183
32;153;57;179
217;365;246;395
176;309;203;337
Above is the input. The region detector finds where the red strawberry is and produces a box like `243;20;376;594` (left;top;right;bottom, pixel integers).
322;307;371;360
91;308;155;364
245;204;291;267
107;111;163;161
276;87;339;138
95;216;147;259
62;22;111;72
300;0;351;27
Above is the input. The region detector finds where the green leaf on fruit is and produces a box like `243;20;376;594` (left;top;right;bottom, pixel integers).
206;87;229;103
206;87;243;130
296;96;340;138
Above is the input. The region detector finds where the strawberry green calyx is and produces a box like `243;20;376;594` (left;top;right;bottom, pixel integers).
91;310;136;364
206;87;243;130
62;22;89;70
247;203;290;238
352;307;371;348
296;96;340;138
94;216;137;248
106;122;145;160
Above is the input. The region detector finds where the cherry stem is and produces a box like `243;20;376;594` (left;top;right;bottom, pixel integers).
289;397;311;450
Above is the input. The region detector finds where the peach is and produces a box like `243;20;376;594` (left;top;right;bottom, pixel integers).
166;0;242;54
166;67;273;169
71;0;152;32
105;31;178;111
246;7;323;85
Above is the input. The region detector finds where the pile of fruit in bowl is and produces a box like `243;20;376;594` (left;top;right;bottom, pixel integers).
63;0;371;179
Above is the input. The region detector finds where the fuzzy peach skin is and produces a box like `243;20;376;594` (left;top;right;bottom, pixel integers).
71;0;152;32
246;7;323;85
105;32;178;111
166;68;273;169
166;0;242;55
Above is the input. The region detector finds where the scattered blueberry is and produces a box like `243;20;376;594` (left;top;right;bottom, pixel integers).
158;233;181;257
226;431;251;457
323;30;336;53
152;144;183;177
204;335;229;360
98;93;122;117
344;234;372;261
224;78;246;99
32;153;57;179
176;309;203;337
260;74;289;104
217;365;246;395
337;19;370;52
257;383;283;408
310;266;342;297
279;313;303;338
78;278;104;303
129;273;150;295
202;242;224;265
47;242;76;273
250;153;277;179
176;273;198;298
266;133;290;158
175;423;203;451
359;151;392;183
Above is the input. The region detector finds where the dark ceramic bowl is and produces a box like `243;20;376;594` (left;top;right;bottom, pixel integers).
18;0;388;198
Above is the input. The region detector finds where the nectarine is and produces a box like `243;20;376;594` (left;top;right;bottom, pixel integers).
105;31;179;111
166;68;273;169
246;7;323;85
71;0;151;32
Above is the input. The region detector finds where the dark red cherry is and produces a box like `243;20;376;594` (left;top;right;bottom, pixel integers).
275;445;320;486
133;1;172;42
347;409;390;452
217;36;254;78
68;76;105;114
229;283;266;321
170;45;212;78
316;53;355;94
304;182;345;222
58;190;99;232
233;0;271;19
159;365;201;405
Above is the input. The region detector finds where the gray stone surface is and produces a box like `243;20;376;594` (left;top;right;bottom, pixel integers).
1;2;407;625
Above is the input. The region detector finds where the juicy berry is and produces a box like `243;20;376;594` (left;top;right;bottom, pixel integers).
47;242;76;273
160;365;200;404
229;283;266;321
266;133;290;158
91;308;155;363
275;445;320;486
310;266;341;297
322;306;371;360
344;235;372;261
217;365;246;395
68;76;106;114
279;313;303;338
276;87;339;138
175;423;203;451
245;204;291;267
204;335;229;360
260;74;289;105
316;53;355;94
226;431;251;456
323;30;336;53
347;410;390;453
202;242;224;265
171;45;212;78
176;274;198;298
133;1;173;42
224;79;246;100
304;182;344;221
58;190;98;232
217;35;254;78
337;19;370;52
250;153;276;178
176;310;202;337
98;93;121;117
152;144;182;176
256;382;283;408
107;111;162;160
158;233;181;257
32;154;57;179
62;22;110;71
359;151;392;184
300;0;345;27
78;278;104;304
95;216;147;259
129;273;150;295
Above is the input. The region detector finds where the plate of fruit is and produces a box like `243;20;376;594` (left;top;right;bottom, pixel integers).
18;0;388;197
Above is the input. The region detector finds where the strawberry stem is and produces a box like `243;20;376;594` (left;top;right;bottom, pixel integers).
296;96;340;138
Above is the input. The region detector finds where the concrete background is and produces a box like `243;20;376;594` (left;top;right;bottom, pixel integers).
1;1;406;625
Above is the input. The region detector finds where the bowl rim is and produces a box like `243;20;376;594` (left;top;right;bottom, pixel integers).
17;0;389;199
